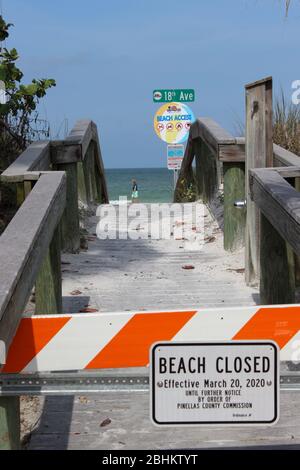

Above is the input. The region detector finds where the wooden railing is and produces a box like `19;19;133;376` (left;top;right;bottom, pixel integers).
175;77;300;307
0;119;108;362
0;119;109;449
175;117;246;252
250;166;300;305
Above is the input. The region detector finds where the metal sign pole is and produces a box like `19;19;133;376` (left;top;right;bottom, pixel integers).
173;169;178;190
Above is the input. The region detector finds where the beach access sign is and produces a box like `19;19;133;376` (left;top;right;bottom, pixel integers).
153;89;195;103
167;144;184;170
154;102;195;144
151;341;279;426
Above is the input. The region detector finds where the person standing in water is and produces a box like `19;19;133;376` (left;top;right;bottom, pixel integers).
131;179;139;203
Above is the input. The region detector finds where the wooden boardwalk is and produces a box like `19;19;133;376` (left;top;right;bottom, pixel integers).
58;202;257;315
25;201;290;450
3;108;300;450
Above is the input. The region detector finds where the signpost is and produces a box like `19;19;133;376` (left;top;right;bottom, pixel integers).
167;144;184;189
151;341;279;426
153;89;195;103
152;90;195;191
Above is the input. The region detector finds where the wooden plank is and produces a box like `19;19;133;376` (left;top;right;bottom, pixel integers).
223;162;246;251
1;141;50;183
0;172;66;361
16;183;25;207
51;141;81;164
273;166;300;178
219;139;300;168
77;161;88;205
200;140;218;204
88;142;98;203
219;143;245;162
273;143;300;167
250;168;300;257
174;137;195;202
59;163;80;253
27;390;300;450
245;76;273;287
245;75;273;90
35;225;62;315
66;120;93;158
91;122;109;203
260;213;295;305
194;139;203;199
24;180;32;199
191;118;236;155
82;149;92;205
0;397;20;449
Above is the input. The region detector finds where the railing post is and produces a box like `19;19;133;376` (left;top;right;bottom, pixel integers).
77;142;98;206
77;159;88;206
260;213;295;304
89;143;99;203
245;77;273;286
223;162;246;251
194;139;204;199
295;177;300;287
35;224;63;314
16;183;24;207
51;142;81;253
194;139;218;204
57;162;80;253
0;397;20;449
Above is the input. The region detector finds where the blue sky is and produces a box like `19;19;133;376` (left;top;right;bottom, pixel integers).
2;0;300;168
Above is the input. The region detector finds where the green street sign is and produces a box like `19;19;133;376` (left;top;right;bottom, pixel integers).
153;89;195;103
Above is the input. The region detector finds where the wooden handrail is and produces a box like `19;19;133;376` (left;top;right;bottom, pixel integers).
1;141;51;182
190;118;241;161
250;167;300;304
250;167;300;249
0;172;66;363
1;120;109;203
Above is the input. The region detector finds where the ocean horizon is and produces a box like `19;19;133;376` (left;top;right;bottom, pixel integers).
105;167;175;203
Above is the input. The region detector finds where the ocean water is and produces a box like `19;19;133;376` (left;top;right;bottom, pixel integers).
105;168;174;203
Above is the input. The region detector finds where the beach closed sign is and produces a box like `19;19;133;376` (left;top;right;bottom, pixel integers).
154;102;195;144
151;342;279;426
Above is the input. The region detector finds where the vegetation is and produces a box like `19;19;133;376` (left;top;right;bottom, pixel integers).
0;15;56;232
273;91;300;156
174;175;197;203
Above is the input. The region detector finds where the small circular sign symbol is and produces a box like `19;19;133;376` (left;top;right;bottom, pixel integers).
153;91;162;101
176;122;183;131
166;123;174;131
157;123;164;132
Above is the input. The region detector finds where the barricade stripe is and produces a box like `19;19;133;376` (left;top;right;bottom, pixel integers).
233;306;300;347
2;306;300;374
85;310;197;369
21;313;134;373
2;316;71;373
172;307;258;341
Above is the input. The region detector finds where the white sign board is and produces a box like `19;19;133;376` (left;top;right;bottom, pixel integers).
167;144;184;170
151;341;279;426
167;157;183;170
